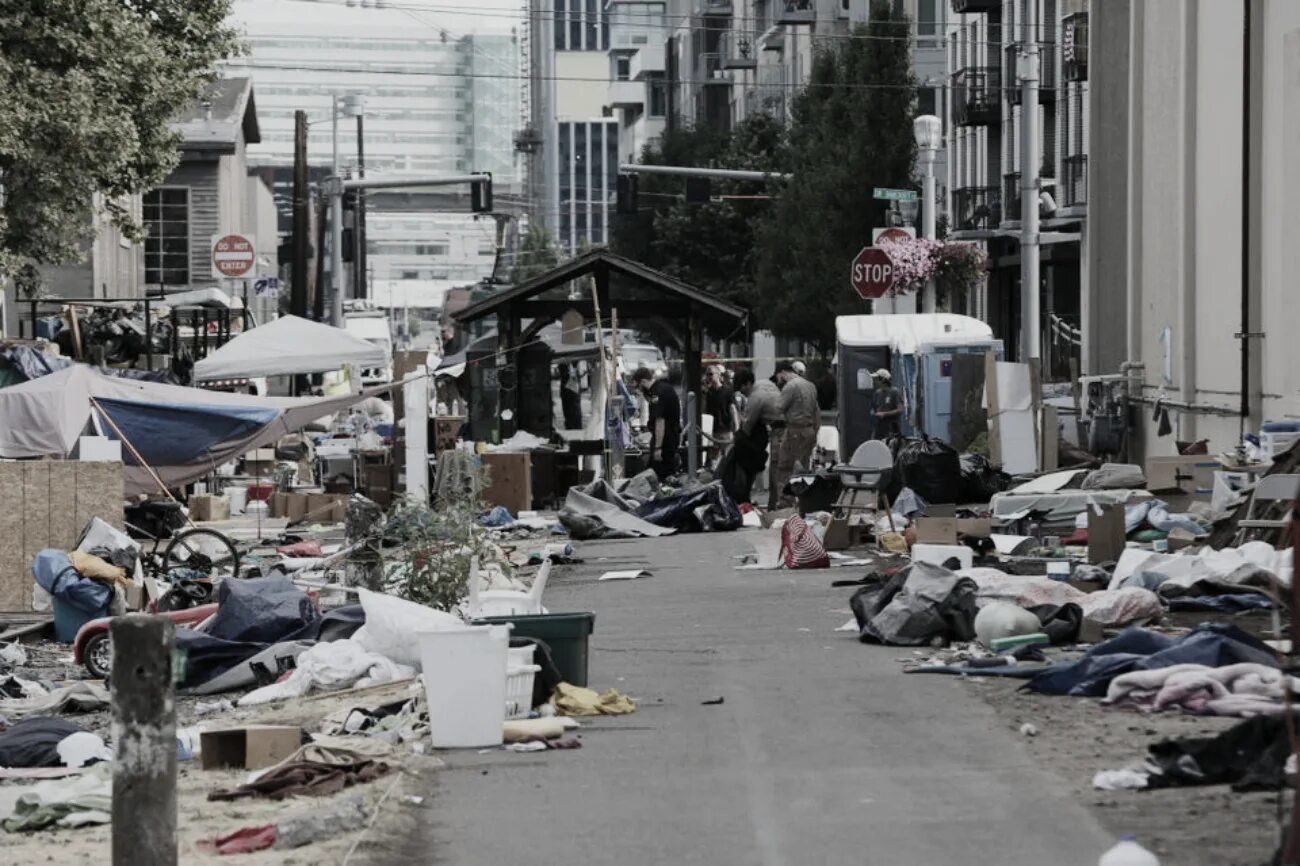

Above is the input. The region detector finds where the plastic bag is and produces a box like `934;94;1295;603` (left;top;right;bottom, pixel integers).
894;437;962;505
633;481;742;533
351;588;463;670
779;516;829;569
958;454;1011;503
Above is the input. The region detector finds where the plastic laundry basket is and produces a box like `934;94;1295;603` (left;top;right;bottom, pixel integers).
419;624;511;748
505;664;541;720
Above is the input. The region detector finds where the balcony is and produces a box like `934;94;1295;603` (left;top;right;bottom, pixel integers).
631;44;666;78
952;186;1001;232
1061;154;1087;209
607;80;645;109
952;66;1001;126
1063;12;1089;81
950;0;999;13
720;29;759;69
760;24;785;51
1003;172;1022;222
1005;44;1055;105
696;0;732;16
776;0;815;25
700;52;733;85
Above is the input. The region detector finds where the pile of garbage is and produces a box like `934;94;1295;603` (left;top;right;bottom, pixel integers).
558;470;743;541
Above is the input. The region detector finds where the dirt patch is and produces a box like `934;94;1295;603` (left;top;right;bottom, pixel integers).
964;676;1283;865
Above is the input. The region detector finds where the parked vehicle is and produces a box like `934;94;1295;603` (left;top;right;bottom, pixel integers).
345;313;395;385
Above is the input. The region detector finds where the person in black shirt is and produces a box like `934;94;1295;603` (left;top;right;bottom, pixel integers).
634;367;681;479
871;368;904;440
703;364;738;468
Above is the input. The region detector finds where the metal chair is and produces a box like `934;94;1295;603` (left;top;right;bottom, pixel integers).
1233;473;1300;545
832;440;896;531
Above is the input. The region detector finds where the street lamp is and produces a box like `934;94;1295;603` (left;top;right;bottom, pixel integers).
914;114;942;313
331;92;367;326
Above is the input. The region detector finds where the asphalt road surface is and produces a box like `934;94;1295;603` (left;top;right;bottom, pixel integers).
415;531;1113;865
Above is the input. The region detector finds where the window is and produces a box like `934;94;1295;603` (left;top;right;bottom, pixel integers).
143;187;189;286
615;56;631;81
649;79;668;117
918;86;937;116
569;0;582;49
401;270;420;279
478;241;497;256
585;0;599;50
918;0;937;36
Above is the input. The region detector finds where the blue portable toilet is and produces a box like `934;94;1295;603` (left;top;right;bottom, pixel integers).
835;314;1002;459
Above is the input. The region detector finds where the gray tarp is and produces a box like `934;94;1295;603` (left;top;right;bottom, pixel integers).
850;561;980;646
558;488;676;540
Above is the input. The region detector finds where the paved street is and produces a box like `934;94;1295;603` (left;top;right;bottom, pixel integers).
419;532;1113;865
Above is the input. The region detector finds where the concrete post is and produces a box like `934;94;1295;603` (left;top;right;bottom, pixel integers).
111;615;177;866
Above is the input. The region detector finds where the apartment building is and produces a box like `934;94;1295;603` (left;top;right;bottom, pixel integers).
946;0;1088;373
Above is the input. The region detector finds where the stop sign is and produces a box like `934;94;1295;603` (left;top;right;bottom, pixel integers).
850;247;896;300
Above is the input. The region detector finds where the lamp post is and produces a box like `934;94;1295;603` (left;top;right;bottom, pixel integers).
914;114;942;313
330;92;367;327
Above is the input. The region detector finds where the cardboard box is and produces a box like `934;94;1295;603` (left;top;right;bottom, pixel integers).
123;583;146;611
243;447;278;478
1087;504;1127;564
914;517;958;545
481;452;532;514
306;493;347;524
200;726;303;771
189;494;229;523
957;518;993;538
1145;456;1218;494
434;417;465;454
822;517;852;551
272;492;310;522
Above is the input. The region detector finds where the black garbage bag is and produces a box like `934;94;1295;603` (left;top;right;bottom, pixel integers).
1146;715;1290;792
894;436;962;505
849;561;979;646
204;574;320;644
959;453;1011;503
633;480;742;533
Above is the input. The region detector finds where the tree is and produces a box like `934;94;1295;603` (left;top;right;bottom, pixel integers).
510;223;561;284
0;0;241;294
753;1;917;351
612;114;788;325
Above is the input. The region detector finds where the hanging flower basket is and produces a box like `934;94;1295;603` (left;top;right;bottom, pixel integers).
875;237;989;298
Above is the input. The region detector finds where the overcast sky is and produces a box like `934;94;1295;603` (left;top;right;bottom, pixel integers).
230;0;524;40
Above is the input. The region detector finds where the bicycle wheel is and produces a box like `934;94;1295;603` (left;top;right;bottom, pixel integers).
163;528;242;579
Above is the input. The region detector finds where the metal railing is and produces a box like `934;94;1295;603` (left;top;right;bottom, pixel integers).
1062;154;1088;208
699;52;731;83
720;29;758;69
1003;172;1022;222
952;66;1002;127
777;0;815;25
952;186;1001;232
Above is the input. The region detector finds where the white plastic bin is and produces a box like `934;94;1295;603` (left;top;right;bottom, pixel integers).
226;486;248;515
419;624;511;748
505;664;541;720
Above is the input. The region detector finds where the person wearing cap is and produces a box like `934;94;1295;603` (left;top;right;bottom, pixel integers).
633;366;681;479
773;361;820;508
871;368;903;439
791;360;807;377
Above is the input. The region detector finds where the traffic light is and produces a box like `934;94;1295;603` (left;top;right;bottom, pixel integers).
616;174;638;214
471;172;493;213
685;176;712;204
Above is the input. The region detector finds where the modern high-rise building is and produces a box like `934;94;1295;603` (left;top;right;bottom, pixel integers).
225;0;523;287
526;0;621;255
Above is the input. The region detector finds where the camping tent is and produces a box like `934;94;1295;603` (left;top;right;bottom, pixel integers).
193;315;387;381
0;366;369;495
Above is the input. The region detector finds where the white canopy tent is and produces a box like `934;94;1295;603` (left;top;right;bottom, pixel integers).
193;315;387;381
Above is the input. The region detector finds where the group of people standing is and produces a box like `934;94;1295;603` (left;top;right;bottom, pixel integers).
631;360;903;510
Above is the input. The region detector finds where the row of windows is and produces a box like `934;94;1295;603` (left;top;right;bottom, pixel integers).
554;0;608;52
143;188;189;286
557;121;619;252
369;243;452;256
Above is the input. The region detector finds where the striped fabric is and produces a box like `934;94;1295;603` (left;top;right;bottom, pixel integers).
780;516;830;570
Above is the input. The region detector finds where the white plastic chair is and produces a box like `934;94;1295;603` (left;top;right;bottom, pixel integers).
466;556;551;618
832;440;896;531
1233;473;1300;544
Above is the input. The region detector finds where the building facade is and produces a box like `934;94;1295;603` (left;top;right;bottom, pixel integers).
226;0;523;298
1082;0;1300;458
946;0;1088;375
528;0;620;254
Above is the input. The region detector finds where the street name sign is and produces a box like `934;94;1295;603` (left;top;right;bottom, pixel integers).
872;187;918;202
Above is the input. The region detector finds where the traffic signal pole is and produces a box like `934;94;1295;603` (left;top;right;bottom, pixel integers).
325;172;492;326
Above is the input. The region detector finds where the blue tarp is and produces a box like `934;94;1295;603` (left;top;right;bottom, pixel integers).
1023;623;1277;697
94;397;279;465
31;549;111;612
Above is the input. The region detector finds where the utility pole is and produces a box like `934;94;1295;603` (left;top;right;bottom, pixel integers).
330;94;345;326
355;114;368;301
291;110;309;320
1019;0;1042;361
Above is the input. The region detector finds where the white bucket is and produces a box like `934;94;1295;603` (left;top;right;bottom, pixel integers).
227;486;248;515
419;624;511;748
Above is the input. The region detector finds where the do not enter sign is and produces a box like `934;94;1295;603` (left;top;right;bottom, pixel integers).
211;233;256;279
850;246;896;300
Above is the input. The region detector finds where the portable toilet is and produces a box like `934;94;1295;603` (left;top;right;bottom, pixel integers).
835;314;1002;459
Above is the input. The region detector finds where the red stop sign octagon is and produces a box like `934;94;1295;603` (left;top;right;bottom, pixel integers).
850;247;896;300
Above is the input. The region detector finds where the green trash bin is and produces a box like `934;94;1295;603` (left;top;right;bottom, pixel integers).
474;612;595;687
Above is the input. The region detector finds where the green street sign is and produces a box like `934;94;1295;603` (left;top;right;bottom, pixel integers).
873;187;918;202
